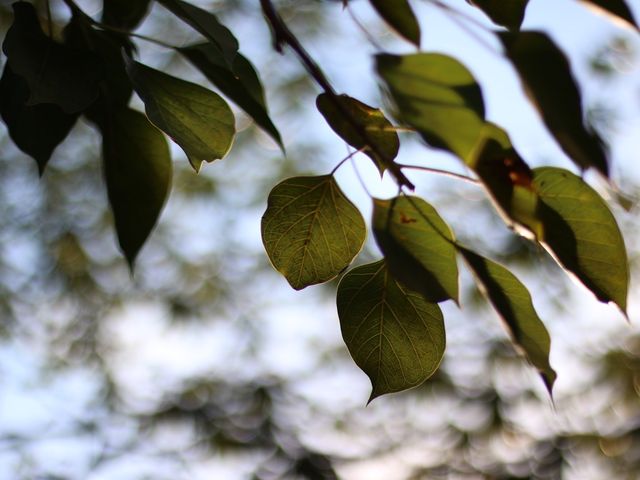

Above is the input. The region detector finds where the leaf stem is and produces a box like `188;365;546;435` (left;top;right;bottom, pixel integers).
396;164;481;185
330;147;366;175
346;3;384;51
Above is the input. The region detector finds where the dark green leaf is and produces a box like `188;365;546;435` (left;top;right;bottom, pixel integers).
316;93;399;176
261;175;366;290
124;57;235;172
376;53;486;161
102;108;172;267
156;0;238;67
460;247;556;394
102;0;152;30
466;0;529;30
337;260;445;401
578;0;638;30
2;2;103;113
178;43;282;149
0;64;77;174
373;196;459;303
532;167;629;313
499;31;609;177
369;0;421;46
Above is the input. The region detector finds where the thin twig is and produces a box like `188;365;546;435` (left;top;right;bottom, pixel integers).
346;3;383;51
330;147;366;175
396;164;480;185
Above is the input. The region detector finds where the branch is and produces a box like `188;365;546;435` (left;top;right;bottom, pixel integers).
259;0;415;190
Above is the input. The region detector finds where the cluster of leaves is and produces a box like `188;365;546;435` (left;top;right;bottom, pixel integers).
0;0;634;402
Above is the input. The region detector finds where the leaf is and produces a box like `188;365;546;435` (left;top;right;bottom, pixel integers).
178;43;282;149
124;57;235;172
102;108;172;267
0;64;78;174
578;0;638;30
337;260;445;401
369;0;421;46
376;53;486;161
156;0;238;67
372;196;459;303
102;0;152;30
459;247;556;394
316;93;399;176
532;167;629;313
466;0;529;30
261;175;366;290
499;31;609;177
2;2;103;113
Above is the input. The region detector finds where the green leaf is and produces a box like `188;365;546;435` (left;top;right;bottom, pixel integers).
459;247;556;394
373;196;459;303
316;93;399;176
0;64;77;174
369;0;421;46
102;108;172;268
466;0;529;30
376;53;486;161
124;57;235;172
2;2;103;113
337;260;445;401
532;167;629;313
178;43;282;149
578;0;638;30
102;0;152;30
499;31;609;177
261;175;366;290
156;0;238;67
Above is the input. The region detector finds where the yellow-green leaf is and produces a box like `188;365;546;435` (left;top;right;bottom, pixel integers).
261;175;366;290
369;0;421;46
337;260;445;402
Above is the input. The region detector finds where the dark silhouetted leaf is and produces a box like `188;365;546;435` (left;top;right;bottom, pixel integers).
578;0;638;30
466;0;529;30
337;260;445;401
0;64;77;174
125;57;235;172
316;93;399;176
499;31;609;177
376;53;486;161
178;43;282;149
102;0;152;30
369;0;421;46
532;167;629;313
156;0;238;67
102;108;172;267
373;196;458;303
460;247;556;394
2;2;103;113
261;175;366;290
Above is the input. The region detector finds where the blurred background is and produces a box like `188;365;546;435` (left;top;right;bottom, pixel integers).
0;0;639;478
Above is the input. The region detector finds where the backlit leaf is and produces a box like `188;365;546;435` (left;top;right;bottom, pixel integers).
125;57;235;172
466;0;529;30
578;0;638;30
261;175;366;290
102;109;172;268
499;31;609;176
376;53;486;161
369;0;421;46
373;196;458;303
316;93;399;176
337;260;445;401
2;2;103;113
532;167;629;313
102;0;151;30
460;248;556;394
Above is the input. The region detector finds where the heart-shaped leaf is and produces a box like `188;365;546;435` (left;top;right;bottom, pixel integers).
466;0;529;30
376;53;486;161
499;31;609;177
578;0;638;30
460;247;556;394
261;175;366;290
102;109;172;268
373;196;459;303
316;93;399;176
369;0;421;46
125;57;235;172
337;260;445;402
